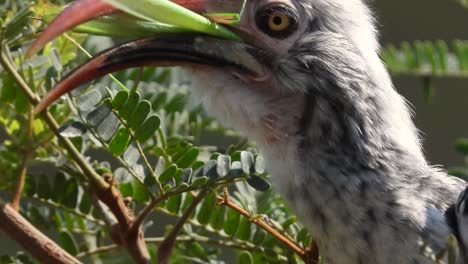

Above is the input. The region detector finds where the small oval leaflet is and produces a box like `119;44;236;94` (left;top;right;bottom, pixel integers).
135;115;161;143
216;155;231;177
108;127;130;156
159;164;178;184
175;147;199;168
128;100;151;130
77;89;102;112
202;160;218;179
197;191;216;225
241;151;254;174
119;91;141;119
58;121;87;138
58;230;78;255
180;168;193;183
191;176;208;187
255;156;265;174
229;161;243;177
87;104;111;127
246;175;271;192
111;90;129;110
96;112;120;141
238;251;253;264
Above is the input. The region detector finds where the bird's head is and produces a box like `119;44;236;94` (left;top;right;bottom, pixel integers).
32;0;424;163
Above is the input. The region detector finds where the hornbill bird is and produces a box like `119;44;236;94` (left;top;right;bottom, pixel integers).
29;0;468;263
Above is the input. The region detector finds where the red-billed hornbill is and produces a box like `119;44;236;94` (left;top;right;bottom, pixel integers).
30;0;468;263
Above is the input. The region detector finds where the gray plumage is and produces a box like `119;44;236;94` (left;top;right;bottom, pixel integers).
187;0;468;263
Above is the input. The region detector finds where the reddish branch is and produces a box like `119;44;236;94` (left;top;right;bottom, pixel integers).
0;199;81;264
217;188;319;263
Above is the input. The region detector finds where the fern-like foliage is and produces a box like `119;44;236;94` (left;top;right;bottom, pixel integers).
0;2;312;263
383;40;468;78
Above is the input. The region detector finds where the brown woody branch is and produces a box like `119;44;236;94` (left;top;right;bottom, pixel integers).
0;199;81;264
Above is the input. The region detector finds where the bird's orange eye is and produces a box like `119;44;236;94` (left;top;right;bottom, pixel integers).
256;4;298;39
267;12;291;32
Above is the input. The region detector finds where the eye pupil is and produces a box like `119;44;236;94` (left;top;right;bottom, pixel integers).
273;16;282;25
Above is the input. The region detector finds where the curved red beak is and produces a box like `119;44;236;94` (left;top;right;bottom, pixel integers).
29;0;258;114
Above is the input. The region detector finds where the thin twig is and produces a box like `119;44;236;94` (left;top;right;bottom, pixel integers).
77;234;266;259
128;193;169;237
217;188;306;260
11;103;35;211
158;188;211;264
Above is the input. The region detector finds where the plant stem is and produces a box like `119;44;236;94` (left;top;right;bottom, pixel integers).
0;198;81;264
158;187;210;263
217;188;307;260
77;235;268;259
11;106;35;211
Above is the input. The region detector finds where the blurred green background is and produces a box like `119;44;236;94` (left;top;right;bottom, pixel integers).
377;0;468;167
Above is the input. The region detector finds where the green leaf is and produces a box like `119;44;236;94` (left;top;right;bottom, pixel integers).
37;175;51;200
79;193;93;214
63;180;79;208
237;218;252;240
246;175;271;192
135;115;161;143
455;138;468;155
77;89;102;111
253;229;267;244
166;194;183;214
58;231;78;255
103;0;239;40
255;156;265;174
112;90;129;109
216;155;231;177
224;208;240;236
28;207;49;230
120;182;133;197
197;191;216;225
15;91;29;114
175;147;199;168
210;205;226;231
108;127;131;156
51;173;68;202
165;93;186;113
159;164;178;184
191;176;208;187
282;216;297;230
202;160;218;179
241;151;255;174
133;181;150;203
97;113;120;141
87;104;112;127
119;91;141;119
58;122;87;138
1;73;17;103
128;100;152;130
238;251;253;264
5;5;32;39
